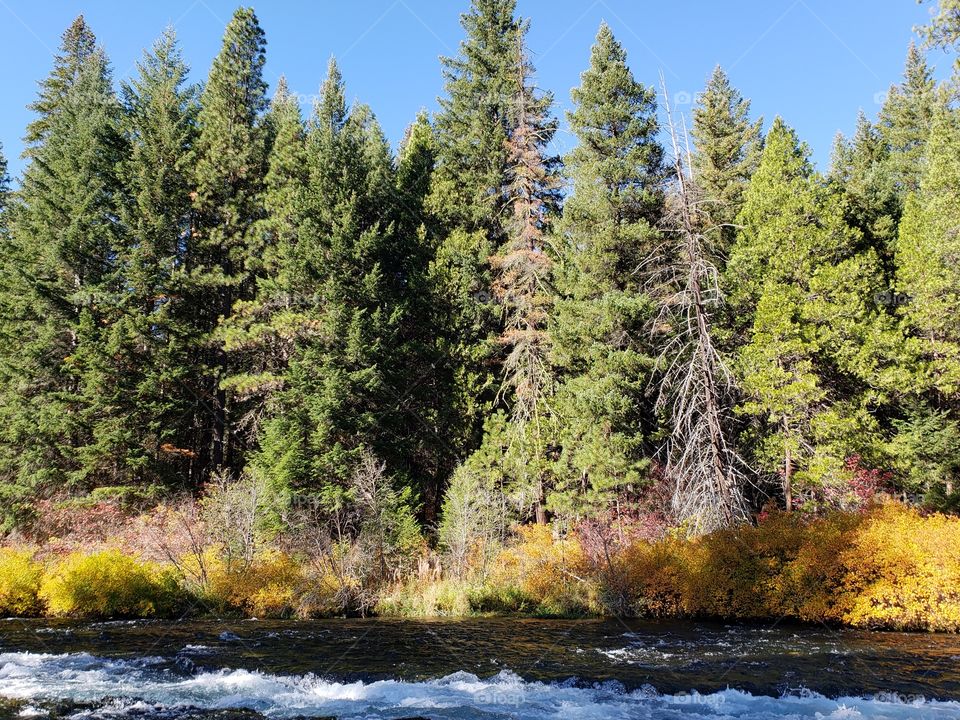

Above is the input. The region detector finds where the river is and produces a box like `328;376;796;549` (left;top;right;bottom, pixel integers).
1;617;959;718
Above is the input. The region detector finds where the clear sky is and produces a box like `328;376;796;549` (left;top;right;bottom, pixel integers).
0;0;949;180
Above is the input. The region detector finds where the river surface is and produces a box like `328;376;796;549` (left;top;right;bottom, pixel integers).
1;617;960;719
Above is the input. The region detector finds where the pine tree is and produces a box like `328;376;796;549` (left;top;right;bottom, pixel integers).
549;23;662;521
253;60;403;509
645;97;751;533
103;27;199;488
220;76;307;434
738;283;822;510
189;7;268;478
0;16;124;510
878;42;936;199
829;113;898;273
431;0;519;235
896;100;960;399
389;112;461;520
490;30;560;524
920;0;960;72
732;118;886;509
727;119;825;315
691;65;762;256
425;0;526;498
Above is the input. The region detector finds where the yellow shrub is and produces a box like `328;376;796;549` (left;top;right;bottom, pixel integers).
833;503;960;631
611;502;960;632
488;525;597;615
40;551;182;618
204;550;307;618
0;548;44;616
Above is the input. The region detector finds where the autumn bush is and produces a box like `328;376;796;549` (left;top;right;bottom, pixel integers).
0;548;44;616
480;525;598;616
198;550;309;618
611;501;960;631
376;578;473;617
39;550;184;618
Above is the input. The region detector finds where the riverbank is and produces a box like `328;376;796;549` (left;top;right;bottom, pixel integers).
1;501;958;632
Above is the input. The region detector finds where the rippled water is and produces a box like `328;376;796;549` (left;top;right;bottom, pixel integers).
1;617;959;718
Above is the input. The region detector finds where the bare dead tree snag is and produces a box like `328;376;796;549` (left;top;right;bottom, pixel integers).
645;77;750;534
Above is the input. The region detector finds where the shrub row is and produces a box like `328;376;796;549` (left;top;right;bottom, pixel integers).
0;502;957;630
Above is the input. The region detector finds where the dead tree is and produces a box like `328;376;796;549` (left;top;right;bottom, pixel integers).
644;79;750;534
492;31;560;524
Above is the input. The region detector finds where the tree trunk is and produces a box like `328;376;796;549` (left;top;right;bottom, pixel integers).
784;443;793;512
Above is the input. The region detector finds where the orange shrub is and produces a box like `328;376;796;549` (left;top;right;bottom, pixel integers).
610;501;960;632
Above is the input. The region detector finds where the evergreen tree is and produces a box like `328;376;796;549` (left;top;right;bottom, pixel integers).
388;112;461;520
829;113;899;275
920;0;960;72
427;0;522;473
549;23;662;520
189;7;268;478
490;30;560;524
107;27;199;488
878;42;937;199
691;65;762;256
727;119;824;315
220;76;308;431
732;118;886;508
897;101;960;400
0;16;124;512
432;0;519;234
253;60;404;511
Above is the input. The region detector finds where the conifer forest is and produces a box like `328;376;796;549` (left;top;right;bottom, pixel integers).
0;0;959;631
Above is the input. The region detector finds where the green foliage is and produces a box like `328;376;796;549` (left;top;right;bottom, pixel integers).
732;118;889;506
691;65;763;254
878;43;937;199
426;0;523;498
549;24;661;521
888;406;960;506
439;461;506;577
189;6;269;477
0;15;125;508
0;3;959;572
896;101;960;396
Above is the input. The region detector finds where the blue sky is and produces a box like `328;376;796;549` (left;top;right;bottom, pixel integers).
0;0;949;179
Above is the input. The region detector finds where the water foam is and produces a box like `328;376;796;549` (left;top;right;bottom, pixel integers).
1;650;959;719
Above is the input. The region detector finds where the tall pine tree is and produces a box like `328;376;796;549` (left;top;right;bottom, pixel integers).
106;26;199;488
550;23;662;521
427;0;523;473
733;118;886;509
189;7;268;479
878;42;937;200
490;29;560;524
0;16;125;513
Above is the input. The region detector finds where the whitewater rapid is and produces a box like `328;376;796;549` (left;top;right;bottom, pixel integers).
2;650;960;719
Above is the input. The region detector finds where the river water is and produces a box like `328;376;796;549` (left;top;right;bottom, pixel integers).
1;617;959;718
